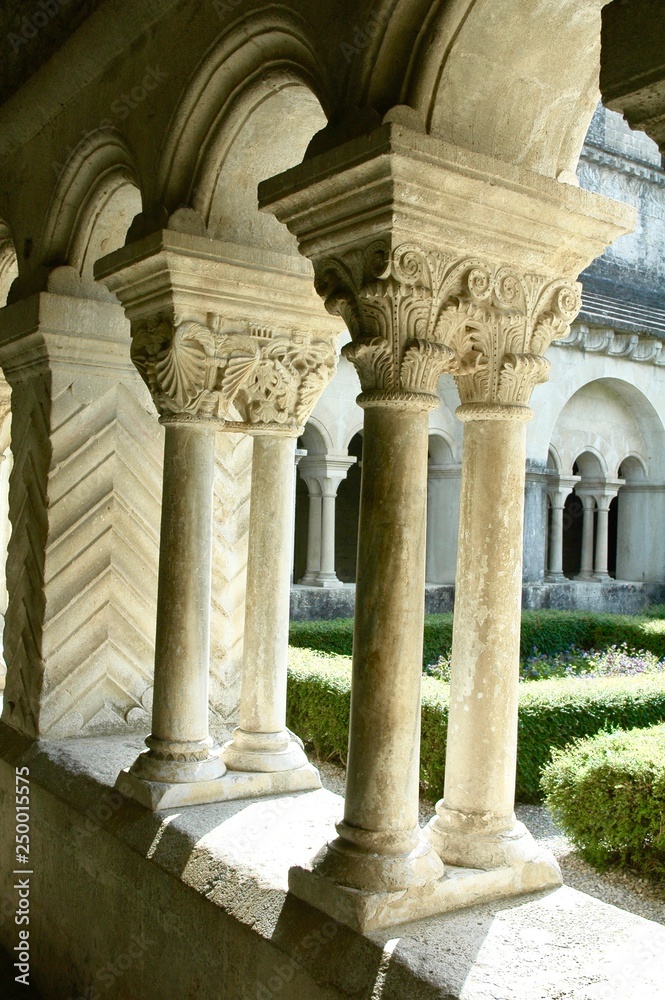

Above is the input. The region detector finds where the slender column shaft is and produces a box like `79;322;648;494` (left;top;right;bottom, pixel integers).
428;408;534;868
131;421;224;783
223;434;307;771
300;490;322;584
548;503;565;577
594;501;610;579
319;405;444;891
318;493;338;581
578;496;596;580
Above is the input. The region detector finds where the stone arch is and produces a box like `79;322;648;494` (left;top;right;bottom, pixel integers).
351;0;604;180
158;10;330;227
300;417;332;457
40;129;142;298
574;448;607;480
428;430;455;465
618;453;647;483
547;445;561;473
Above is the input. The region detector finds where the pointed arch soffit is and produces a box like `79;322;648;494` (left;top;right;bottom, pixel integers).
157;8;333;221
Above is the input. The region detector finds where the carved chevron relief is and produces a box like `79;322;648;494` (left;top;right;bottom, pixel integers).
313;241;582;407
131;317;337;431
2;369;163;737
209;431;252;733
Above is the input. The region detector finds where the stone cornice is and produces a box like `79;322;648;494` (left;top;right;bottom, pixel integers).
579;143;665;187
553;322;665;365
0;291;134;382
259;124;634;278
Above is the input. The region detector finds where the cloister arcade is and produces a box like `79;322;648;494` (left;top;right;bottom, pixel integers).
0;1;663;996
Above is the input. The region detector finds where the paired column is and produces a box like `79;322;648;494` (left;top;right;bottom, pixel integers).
575;484;621;582
298;456;356;587
96;229;340;808
260;118;630;923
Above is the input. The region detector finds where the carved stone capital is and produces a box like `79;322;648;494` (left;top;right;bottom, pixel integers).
313;241;581;410
131;317;337;434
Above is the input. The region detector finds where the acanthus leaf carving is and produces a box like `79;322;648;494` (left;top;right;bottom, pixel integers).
313;241;582;409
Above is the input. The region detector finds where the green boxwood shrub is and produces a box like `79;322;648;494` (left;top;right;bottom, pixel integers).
289;609;665;666
287;647;665;803
541;723;665;879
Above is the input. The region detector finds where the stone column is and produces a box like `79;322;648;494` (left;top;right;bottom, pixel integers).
260;118;631;925
577;493;597;581
522;466;548;584
222;434;311;772
298;456;356;587
546;476;579;581
318;396;446;891
299;481;322;584
128;420;225;789
425;465;461;585
593;484;622;581
616;483;665;582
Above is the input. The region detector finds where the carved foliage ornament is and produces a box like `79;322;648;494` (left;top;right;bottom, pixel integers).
313;242;582;407
130;319;337;430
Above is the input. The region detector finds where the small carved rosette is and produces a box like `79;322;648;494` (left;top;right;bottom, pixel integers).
130;318;338;434
313;240;581;410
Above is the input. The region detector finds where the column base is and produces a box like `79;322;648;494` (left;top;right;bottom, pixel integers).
116;761;321;811
221;728;309;772
310;575;343;588
311;822;444;893
426;807;561;872
593;573;610;582
575;573;595;582
545;572;565;582
289;851;562;934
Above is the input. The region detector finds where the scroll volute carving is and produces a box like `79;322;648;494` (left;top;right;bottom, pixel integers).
313;242;582;408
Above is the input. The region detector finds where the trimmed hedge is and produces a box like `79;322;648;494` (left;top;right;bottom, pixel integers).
287;647;665;802
541;724;665;879
289;610;665;666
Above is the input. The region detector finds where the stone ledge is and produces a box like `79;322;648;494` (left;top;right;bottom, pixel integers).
1;723;664;998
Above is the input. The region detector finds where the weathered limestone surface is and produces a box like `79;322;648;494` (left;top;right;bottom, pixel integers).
0;293;162;738
1;730;664;1000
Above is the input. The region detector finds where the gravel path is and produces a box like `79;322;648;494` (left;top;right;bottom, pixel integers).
316;758;665;927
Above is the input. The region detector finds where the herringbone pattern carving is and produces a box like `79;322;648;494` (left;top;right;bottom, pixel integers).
209;432;252;736
2;373;163;736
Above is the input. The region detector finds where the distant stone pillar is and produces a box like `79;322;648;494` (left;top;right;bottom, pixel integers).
522;466;548;583
593;484;622;580
300;482;322;584
298;456;356;587
425;464;461;584
577;493;596;581
546;476;579;581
